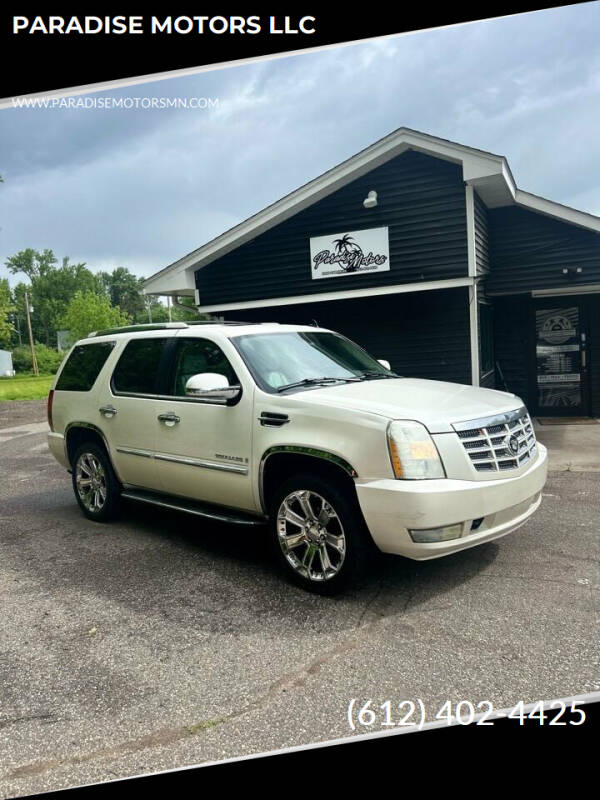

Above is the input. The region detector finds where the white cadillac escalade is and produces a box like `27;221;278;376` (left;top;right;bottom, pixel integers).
47;321;548;594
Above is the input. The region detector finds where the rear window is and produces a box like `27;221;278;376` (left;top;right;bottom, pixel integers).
55;342;115;392
111;337;168;395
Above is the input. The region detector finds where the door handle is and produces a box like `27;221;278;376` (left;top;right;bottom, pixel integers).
158;412;180;426
99;405;118;418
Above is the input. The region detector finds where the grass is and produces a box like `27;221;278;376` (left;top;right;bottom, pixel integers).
0;374;54;402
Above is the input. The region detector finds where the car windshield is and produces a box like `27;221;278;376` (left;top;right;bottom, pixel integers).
232;331;395;393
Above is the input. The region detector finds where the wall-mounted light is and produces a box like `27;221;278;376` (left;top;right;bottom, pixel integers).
363;190;378;209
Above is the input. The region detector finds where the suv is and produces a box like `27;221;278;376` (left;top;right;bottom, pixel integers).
47;321;548;594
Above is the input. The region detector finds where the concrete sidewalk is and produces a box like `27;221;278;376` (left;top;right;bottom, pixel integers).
534;419;600;472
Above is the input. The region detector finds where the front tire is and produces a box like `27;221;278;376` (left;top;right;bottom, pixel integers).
72;442;121;522
269;473;372;595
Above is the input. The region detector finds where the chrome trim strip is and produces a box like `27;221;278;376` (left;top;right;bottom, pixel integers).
452;406;528;432
116;446;153;459
154;453;248;474
111;390;229;406
116;446;248;473
258;445;359;514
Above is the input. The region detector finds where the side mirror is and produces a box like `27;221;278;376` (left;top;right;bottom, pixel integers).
377;359;391;371
185;373;241;403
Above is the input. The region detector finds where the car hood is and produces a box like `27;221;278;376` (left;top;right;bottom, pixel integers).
294;378;525;433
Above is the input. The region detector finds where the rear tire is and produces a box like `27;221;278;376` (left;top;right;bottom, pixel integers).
269;473;373;595
72;442;121;522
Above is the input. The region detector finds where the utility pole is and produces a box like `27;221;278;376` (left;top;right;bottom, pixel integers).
167;295;172;322
24;292;39;375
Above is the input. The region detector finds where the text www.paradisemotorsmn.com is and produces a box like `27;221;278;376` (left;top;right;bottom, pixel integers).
11;96;220;109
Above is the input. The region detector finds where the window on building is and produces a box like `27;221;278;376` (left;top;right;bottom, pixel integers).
479;302;494;377
55;342;114;392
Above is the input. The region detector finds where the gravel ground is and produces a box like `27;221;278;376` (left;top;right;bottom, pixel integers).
0;408;598;796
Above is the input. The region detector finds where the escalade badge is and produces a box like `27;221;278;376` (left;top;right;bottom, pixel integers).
507;434;520;455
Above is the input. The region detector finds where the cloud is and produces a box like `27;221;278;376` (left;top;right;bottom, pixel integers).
1;3;599;285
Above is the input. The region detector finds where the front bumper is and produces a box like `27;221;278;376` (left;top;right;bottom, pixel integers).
355;443;548;559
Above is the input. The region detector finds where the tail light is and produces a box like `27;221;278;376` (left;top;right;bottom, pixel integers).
47;389;54;432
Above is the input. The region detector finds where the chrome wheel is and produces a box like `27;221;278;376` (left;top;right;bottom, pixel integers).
276;490;346;582
75;452;107;513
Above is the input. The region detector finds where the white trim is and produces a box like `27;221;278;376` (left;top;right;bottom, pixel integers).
532;284;600;297
196;277;474;313
465;184;477;278
469;283;480;387
515;190;600;233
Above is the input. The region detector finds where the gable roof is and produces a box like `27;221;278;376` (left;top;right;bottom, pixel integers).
142;126;600;296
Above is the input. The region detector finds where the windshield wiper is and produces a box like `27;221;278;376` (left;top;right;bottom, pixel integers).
276;376;360;393
358;370;399;380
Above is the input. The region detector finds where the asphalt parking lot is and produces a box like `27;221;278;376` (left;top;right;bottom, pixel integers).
0;403;598;796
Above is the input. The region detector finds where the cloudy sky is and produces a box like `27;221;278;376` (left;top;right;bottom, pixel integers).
1;3;599;287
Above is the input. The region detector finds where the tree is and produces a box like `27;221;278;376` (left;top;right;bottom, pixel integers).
97;267;146;320
6;250;103;345
5;248;58;281
60;291;131;343
139;295;206;324
171;296;207;322
0;278;14;348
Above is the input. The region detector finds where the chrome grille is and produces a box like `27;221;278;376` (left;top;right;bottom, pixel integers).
453;407;537;473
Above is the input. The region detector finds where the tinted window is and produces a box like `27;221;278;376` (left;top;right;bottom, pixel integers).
112;338;168;395
55;342;114;392
168;338;237;396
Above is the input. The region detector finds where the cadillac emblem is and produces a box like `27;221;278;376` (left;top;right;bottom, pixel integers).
506;434;520;455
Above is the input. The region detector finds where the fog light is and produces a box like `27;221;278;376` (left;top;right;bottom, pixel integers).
409;524;463;543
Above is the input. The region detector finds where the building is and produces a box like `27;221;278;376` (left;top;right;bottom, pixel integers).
143;127;600;418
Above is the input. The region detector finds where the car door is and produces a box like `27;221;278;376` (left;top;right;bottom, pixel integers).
97;333;172;491
152;334;256;512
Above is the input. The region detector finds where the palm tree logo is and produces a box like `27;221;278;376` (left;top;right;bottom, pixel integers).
332;234;364;272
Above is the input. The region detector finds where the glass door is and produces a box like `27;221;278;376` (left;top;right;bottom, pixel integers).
534;302;589;416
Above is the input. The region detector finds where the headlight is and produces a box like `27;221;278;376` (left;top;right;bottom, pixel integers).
387;420;445;479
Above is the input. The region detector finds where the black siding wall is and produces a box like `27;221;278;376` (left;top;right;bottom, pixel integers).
197;150;468;306
224;287;472;386
493;295;531;405
589;297;600;415
474;190;490;276
487;206;600;295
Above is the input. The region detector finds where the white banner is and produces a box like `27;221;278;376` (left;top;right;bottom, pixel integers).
310;227;390;280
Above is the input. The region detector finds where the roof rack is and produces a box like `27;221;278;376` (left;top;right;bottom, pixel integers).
186;320;274;327
87;320;278;337
88;322;188;337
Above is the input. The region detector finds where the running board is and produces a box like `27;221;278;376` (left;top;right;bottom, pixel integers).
121;489;266;527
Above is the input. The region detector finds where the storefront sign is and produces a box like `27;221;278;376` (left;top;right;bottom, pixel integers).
310;227;390;280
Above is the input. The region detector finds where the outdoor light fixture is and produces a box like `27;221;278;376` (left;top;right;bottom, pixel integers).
562;267;583;279
363;190;378;209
